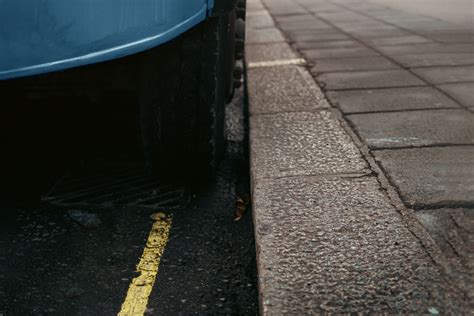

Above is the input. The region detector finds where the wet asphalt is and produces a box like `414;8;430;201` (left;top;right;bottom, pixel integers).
0;89;258;315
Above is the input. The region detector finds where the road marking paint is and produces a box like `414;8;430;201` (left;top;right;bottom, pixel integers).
247;58;306;68
118;213;172;316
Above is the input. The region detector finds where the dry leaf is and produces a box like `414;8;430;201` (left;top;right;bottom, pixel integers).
233;197;247;221
150;212;167;221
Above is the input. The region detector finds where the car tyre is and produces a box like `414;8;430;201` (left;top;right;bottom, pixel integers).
138;16;227;181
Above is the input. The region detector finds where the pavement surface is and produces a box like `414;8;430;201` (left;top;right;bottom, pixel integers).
246;0;473;314
0;90;259;315
368;0;474;28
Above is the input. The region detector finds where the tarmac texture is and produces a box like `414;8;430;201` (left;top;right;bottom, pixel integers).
246;0;474;313
0;90;259;315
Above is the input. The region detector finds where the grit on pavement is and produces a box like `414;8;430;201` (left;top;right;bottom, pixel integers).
246;0;474;314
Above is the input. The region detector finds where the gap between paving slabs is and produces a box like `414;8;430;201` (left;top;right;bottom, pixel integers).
246;0;470;313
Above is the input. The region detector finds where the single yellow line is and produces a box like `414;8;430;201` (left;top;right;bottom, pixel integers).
118;213;172;316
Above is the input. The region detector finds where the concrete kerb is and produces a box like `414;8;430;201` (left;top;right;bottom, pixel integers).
245;0;462;314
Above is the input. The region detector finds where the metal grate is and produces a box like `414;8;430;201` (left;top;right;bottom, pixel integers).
42;162;188;209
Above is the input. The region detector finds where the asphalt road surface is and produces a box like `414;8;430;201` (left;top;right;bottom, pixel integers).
0;89;258;315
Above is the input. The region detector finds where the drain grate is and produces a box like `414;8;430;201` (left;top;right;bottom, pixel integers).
42;162;188;209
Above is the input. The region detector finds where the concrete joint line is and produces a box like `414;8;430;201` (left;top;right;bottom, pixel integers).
257;170;375;181
342;106;464;116
333;94;455;273
247;58;306;69
249;107;338;117
369;143;474;151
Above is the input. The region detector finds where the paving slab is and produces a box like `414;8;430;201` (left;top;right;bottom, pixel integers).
250;111;367;179
302;3;341;13
366;35;433;46
245;42;297;63
438;82;474;108
347;109;474;148
311;56;398;73
261;0;307;16
416;208;474;268
278;22;334;31
273;14;317;24
391;53;474;68
278;24;333;32
349;29;410;39
277;22;334;31
398;22;463;33
334;22;397;32
374;147;474;208
327;87;460;113
412;66;474;84
247;11;269;19
316;12;372;23
247;27;286;44
318;69;425;90
247;65;329;114
247;0;264;11
377;43;474;56
289;32;350;42
334;20;396;28
247;13;275;29
416;208;474;303
302;46;379;59
264;6;308;16
360;0;474;28
253;175;465;314
293;39;361;50
425;32;474;43
284;28;344;37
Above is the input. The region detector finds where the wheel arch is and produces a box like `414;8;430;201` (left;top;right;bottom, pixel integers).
0;0;210;80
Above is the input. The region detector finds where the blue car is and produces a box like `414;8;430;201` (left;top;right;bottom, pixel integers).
0;0;246;178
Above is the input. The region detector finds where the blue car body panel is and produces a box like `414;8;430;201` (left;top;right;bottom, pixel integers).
0;0;214;80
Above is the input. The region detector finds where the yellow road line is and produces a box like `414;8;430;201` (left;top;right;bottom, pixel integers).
118;213;172;316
